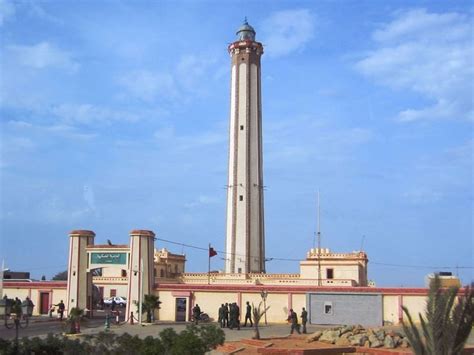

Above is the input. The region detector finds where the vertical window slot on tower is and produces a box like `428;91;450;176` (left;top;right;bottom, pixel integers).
239;195;243;201
240;125;244;130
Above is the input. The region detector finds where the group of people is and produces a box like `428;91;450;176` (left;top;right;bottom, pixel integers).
287;307;308;334
2;295;34;316
217;301;254;330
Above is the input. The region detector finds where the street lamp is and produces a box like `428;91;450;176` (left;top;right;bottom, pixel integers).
0;297;34;349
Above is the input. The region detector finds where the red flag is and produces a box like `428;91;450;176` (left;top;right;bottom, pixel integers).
209;247;217;257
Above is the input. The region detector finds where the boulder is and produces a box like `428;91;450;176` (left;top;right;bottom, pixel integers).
336;337;351;346
340;325;354;335
368;334;383;348
306;331;322;343
319;330;341;344
400;338;410;348
350;334;368;346
353;324;365;335
384;335;395;348
374;329;386;341
340;332;353;339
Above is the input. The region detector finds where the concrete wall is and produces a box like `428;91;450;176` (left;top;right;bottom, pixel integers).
309;292;383;327
4;283;431;325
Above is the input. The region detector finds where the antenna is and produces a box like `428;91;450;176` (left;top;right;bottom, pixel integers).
317;190;322;287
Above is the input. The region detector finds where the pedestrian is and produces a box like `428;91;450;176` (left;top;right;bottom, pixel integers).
229;303;235;329
234;302;240;330
288;308;301;334
218;304;225;328
244;301;253;327
224;303;229;327
56;300;65;320
111;298;117;312
301;307;308;334
193;304;201;325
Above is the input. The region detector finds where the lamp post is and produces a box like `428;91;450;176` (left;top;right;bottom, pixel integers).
260;290;268;325
0;297;33;350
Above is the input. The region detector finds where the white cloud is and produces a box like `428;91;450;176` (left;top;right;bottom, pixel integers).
184;195;218;209
0;0;15;26
51;103;140;125
7;42;78;71
261;9;315;57
117;70;178;102
356;9;473;122
153;124;226;150
7;120;97;140
176;54;218;94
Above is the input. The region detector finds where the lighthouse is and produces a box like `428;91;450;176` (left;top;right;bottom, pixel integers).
225;20;265;274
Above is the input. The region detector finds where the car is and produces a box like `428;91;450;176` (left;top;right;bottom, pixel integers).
104;296;127;307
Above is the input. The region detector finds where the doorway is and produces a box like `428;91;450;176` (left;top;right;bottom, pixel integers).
175;298;187;322
40;292;50;314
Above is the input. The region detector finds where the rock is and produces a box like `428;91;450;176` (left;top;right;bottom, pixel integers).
340;332;352;339
306;331;322;343
336;337;351;346
401;338;410;348
384;335;395;348
350;334;368;346
393;335;402;347
340;325;354;335
364;340;370;348
353;324;365;335
319;330;341;344
374;329;386;341
369;334;383;348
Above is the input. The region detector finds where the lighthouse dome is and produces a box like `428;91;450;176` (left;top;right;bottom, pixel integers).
236;18;256;41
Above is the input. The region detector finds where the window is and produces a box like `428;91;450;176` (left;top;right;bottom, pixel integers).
121;270;127;277
238;267;242;273
324;302;333;315
240;125;244;130
175;265;178;273
110;289;117;297
326;268;334;279
239;195;243;201
160;269;164;278
154;268;157;277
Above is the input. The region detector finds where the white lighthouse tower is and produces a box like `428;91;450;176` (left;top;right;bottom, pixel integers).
225;20;265;274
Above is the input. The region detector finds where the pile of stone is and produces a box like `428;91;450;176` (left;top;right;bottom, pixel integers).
306;325;410;349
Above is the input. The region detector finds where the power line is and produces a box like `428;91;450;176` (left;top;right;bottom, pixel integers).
156;237;473;270
370;261;474;269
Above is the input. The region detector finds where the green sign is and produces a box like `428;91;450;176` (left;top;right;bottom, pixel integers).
91;252;127;265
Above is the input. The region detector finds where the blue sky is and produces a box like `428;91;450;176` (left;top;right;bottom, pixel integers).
0;0;472;286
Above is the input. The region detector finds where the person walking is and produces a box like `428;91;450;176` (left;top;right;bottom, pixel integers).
218;304;225;328
301;307;308;334
244;301;253;327
193;304;201;325
224;303;229;327
234;302;241;330
288;309;301;335
56;300;65;321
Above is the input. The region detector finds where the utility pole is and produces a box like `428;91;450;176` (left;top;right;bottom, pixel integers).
317;190;322;287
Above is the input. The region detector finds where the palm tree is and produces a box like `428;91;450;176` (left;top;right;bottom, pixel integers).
67;307;84;334
402;275;473;355
135;294;162;323
252;302;270;340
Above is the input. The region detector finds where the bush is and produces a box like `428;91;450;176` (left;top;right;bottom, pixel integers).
0;324;225;355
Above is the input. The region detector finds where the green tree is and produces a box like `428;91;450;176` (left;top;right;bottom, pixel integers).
402;276;474;355
135;294;162;323
52;270;68;281
252;301;270;340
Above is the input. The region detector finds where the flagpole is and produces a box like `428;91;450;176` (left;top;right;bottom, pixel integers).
208;243;211;285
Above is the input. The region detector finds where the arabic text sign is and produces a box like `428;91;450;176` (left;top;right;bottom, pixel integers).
91;252;127;265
